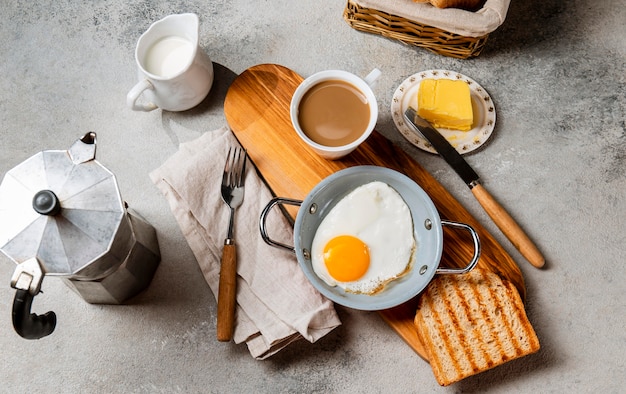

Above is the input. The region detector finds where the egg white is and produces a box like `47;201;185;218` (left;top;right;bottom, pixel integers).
311;181;416;294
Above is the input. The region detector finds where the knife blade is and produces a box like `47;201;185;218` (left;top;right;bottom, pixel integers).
404;107;545;268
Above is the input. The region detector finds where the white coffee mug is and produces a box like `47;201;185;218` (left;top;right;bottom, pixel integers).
290;69;380;160
127;13;214;112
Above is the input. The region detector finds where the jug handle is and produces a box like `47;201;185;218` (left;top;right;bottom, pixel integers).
127;79;158;111
259;197;302;253
12;289;56;340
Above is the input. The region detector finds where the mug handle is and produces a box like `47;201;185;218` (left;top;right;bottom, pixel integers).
435;220;481;275
259;197;302;253
363;68;382;87
126;79;158;111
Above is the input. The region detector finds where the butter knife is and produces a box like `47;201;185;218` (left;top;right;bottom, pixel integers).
404;107;545;268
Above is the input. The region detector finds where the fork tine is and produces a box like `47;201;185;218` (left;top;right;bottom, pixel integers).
222;147;233;185
232;148;241;187
222;147;246;189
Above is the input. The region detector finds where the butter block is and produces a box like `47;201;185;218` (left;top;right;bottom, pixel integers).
417;79;473;131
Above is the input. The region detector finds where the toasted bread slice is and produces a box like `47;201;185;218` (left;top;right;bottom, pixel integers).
414;268;540;386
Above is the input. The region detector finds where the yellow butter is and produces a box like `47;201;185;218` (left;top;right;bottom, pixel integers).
417;79;473;131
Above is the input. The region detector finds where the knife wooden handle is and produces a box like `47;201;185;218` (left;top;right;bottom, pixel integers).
471;184;545;268
217;242;237;341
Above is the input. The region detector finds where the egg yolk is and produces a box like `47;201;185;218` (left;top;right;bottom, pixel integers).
323;235;370;282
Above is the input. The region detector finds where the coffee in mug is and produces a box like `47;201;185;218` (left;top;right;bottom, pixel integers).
298;80;370;147
290;69;381;160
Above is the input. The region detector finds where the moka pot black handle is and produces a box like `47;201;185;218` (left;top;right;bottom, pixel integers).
12;289;56;339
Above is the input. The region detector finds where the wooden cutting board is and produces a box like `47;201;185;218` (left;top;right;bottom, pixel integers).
224;64;525;361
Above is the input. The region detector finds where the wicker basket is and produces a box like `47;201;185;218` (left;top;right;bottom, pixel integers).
343;0;490;59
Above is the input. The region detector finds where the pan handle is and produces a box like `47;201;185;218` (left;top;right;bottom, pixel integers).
259;197;302;253
436;220;481;275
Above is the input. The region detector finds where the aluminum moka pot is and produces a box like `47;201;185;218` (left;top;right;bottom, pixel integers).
0;132;160;339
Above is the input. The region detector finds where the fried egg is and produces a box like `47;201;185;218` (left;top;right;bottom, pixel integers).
311;181;416;295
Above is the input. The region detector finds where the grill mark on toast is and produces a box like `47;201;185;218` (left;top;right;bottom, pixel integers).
465;272;498;369
471;271;507;365
428;280;463;383
485;270;522;359
448;275;481;374
505;281;541;353
415;288;439;374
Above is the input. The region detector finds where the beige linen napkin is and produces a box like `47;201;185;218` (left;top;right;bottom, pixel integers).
150;127;341;359
353;0;510;37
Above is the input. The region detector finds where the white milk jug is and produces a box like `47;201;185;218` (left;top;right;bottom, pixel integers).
127;13;214;112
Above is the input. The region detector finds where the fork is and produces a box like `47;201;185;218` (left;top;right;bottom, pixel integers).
217;146;247;342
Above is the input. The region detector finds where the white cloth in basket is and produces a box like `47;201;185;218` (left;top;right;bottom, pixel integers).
353;0;510;37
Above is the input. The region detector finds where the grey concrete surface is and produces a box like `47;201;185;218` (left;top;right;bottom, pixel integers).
1;0;625;392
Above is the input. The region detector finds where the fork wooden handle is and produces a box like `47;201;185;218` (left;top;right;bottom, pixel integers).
217;241;237;342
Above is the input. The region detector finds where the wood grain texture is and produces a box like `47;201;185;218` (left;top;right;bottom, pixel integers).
224;64;525;361
216;243;237;342
471;184;545;268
